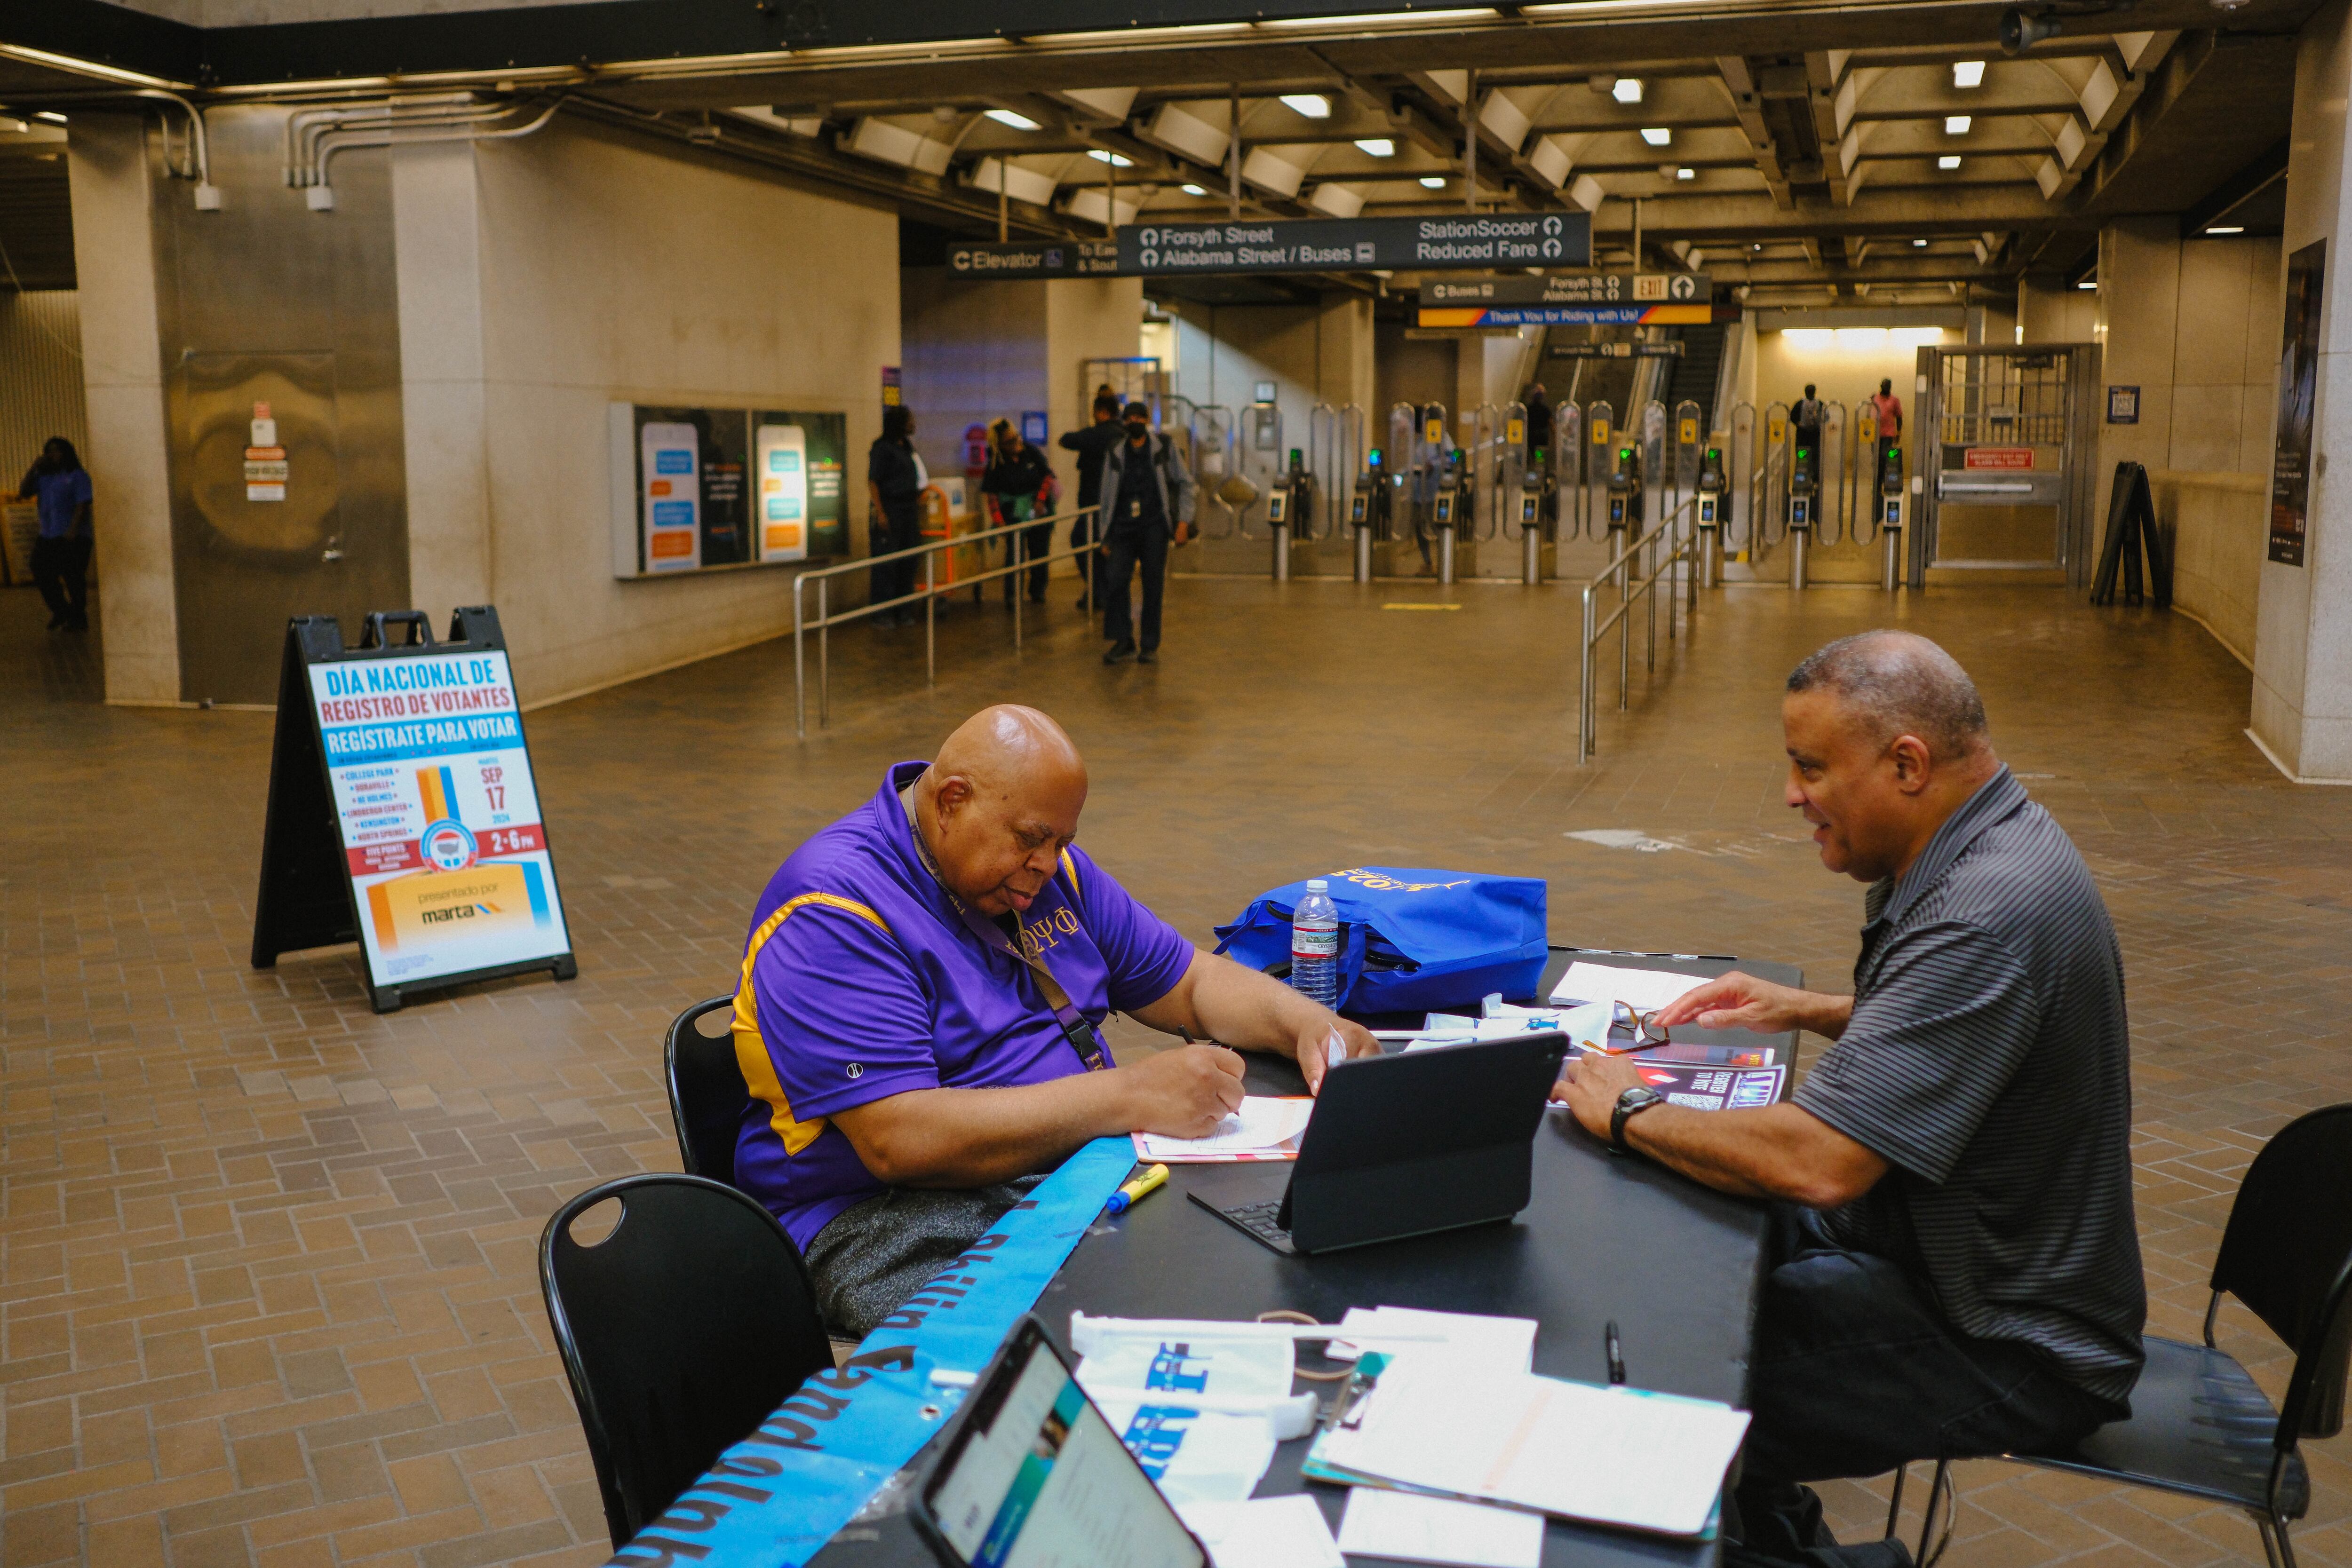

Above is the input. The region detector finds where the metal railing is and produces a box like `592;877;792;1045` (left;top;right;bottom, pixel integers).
1578;494;1700;764
792;505;1105;737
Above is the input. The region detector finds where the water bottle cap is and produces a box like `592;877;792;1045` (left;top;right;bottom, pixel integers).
1306;879;1329;891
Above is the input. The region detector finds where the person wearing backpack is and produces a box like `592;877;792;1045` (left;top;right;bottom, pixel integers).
1097;401;1193;665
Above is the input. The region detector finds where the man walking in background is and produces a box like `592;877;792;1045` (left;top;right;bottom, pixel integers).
16;436;94;633
1097;402;1193;666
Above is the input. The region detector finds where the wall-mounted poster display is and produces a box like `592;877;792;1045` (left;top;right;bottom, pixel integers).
610;404;848;577
2271;241;2323;568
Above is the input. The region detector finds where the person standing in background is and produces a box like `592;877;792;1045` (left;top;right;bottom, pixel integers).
1521;382;1552;467
1792;384;1826;488
982;419;1055;606
1097;402;1193;665
16;437;93;633
1868;378;1904;479
1059;393;1123;611
866;407;924;627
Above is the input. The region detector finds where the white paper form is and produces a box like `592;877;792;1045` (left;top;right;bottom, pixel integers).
1311;1360;1750;1538
1326;1306;1537;1374
1338;1489;1545;1568
1134;1097;1314;1163
1176;1496;1345;1568
1549;962;1711;1012
1078;1326;1295;1505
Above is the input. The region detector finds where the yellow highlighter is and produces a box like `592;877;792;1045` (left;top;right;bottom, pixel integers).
1105;1164;1169;1216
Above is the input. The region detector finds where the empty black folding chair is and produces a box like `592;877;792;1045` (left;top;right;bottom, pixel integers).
540;1173;834;1549
665;995;750;1186
2010;1102;2352;1568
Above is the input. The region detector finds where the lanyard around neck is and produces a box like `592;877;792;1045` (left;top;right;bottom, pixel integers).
900;785;1109;1072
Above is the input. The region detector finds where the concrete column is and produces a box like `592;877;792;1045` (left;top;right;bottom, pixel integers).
2252;0;2352;779
392;142;493;617
1044;275;1145;435
64;114;179;704
2018;276;2097;344
1315;292;1377;419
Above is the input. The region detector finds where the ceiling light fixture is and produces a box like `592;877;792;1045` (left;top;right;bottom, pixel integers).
1181;182;1207;195
1613;78;1644;103
35;111;68;124
2206;224;2245;235
985;108;1041;130
1944;115;1971;134
1087;149;1133;166
1280;93;1333;118
1354;137;1396;156
1640;126;1671;146
1676;166;1695;180
1938;155;1962;169
2077;278;2097;289
1952;60;1986;87
1420;175;1447;188
1913;238;1929;247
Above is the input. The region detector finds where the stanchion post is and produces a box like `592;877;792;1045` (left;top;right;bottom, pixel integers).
793;577;806;740
818;578;830;727
925;550;937;684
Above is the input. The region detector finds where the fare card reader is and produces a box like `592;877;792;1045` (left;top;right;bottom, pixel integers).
1431;450;1463;584
1520;452;1549;585
1879;443;1905;591
1695;444;1725;588
1352;449;1391;583
1788;445;1816;591
1269;447;1311;582
1606;445;1639;533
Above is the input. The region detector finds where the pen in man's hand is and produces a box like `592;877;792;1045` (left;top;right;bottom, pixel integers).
1605;1320;1627;1386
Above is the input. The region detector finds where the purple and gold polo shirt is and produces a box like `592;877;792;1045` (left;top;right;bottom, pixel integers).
732;760;1196;1249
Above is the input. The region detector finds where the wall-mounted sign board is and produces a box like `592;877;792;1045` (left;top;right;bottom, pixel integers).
609;404;849;577
1117;214;1591;276
251;606;576;1014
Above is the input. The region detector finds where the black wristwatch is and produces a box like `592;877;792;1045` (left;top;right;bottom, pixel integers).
1609;1085;1666;1154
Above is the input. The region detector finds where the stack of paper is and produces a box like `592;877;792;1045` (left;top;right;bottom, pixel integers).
1549;962;1710;1012
1303;1358;1750;1539
1134;1097;1313;1163
1075;1322;1297;1505
1325;1305;1537;1376
1176;1497;1344;1568
1396;993;1604;1054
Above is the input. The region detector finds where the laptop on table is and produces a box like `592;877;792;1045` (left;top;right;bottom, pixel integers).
1190;1030;1570;1256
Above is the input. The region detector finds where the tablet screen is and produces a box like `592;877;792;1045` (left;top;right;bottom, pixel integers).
926;1325;1206;1568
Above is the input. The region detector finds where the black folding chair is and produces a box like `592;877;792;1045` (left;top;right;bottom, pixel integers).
540;1173;834;1549
2008;1102;2352;1568
665;995;749;1186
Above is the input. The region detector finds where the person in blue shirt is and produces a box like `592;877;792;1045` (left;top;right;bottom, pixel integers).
16;438;93;632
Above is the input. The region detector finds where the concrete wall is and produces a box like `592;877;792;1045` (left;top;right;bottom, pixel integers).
64;114;180;704
2152;470;2266;664
900;272;1049;489
2020;277;2099;343
1752;328;1947;426
2251;0;2352;780
1168;294;1376;456
397;118;900;705
2096;222;2282;480
1374;324;1456;425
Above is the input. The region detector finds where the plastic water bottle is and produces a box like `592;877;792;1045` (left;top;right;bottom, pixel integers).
1291;879;1341;1007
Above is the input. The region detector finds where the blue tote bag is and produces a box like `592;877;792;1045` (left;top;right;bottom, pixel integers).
1213;867;1549;1014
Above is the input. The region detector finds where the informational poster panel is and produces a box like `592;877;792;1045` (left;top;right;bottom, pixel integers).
612;404;847;575
755;422;809;562
252;606;576;1013
2271;240;2324;568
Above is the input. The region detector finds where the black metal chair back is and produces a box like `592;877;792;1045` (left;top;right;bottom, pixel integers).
2210;1102;2352;1446
665;995;750;1187
539;1174;833;1549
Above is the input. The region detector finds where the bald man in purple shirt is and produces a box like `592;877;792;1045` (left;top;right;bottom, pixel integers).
733;705;1380;1336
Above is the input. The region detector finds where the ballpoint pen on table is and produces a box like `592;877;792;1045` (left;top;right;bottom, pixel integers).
1606;1320;1627;1386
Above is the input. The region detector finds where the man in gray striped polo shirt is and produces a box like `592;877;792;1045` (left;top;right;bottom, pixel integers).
1561;630;2143;1566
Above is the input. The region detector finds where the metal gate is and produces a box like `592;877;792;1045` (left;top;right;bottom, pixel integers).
1908;344;2103;588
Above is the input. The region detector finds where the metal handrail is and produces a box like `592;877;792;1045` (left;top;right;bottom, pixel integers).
1578;494;1699;764
792;505;1106;737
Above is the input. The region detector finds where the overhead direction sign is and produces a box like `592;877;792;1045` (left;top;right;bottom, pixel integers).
946;240;1120;276
1421;270;1711;327
1117;213;1592;276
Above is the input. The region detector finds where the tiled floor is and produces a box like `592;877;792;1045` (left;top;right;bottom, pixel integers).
1;566;2345;1568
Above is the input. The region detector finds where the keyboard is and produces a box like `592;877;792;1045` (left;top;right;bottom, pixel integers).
1190;1193;1297;1256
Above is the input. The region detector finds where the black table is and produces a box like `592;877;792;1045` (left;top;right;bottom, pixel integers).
811;946;1802;1567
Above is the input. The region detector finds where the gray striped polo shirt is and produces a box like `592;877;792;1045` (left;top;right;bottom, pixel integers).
1795;767;2146;1408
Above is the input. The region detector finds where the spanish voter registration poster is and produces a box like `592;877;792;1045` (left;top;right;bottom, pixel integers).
307;650;572;988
